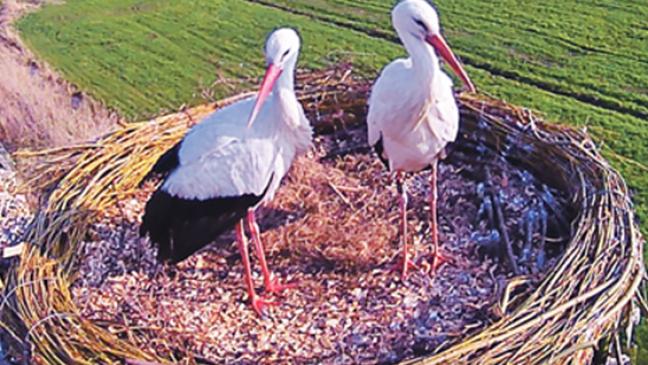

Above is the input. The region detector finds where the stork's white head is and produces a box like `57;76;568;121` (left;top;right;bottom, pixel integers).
247;28;301;128
392;0;476;93
393;0;440;38
264;28;301;69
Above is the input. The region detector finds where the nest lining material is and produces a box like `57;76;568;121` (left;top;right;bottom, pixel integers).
68;123;567;364
0;66;644;365
0;168;31;253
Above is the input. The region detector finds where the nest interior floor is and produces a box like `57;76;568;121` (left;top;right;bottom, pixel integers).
72;125;568;364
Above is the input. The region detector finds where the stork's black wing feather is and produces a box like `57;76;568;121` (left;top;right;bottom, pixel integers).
372;134;389;169
140;173;274;263
152;142;181;174
139;141;182;185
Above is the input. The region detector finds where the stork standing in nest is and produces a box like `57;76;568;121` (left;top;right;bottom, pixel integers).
140;28;312;315
367;0;476;278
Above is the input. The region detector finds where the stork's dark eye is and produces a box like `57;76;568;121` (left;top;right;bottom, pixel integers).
414;18;429;32
281;49;290;60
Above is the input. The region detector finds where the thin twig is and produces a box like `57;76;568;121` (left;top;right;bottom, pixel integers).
327;181;353;208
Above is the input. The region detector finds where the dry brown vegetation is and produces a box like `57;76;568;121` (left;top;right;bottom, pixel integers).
0;0;117;151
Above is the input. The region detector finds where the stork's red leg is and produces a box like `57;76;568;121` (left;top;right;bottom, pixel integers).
247;209;296;294
390;171;417;278
428;160;449;274
235;221;277;315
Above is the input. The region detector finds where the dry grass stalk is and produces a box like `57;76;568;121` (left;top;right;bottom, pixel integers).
1;65;643;364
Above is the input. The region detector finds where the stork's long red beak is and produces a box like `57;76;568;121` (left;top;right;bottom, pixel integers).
427;35;476;93
247;64;283;128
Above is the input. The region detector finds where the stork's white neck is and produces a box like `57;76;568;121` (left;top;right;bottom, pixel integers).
271;58;300;115
270;58;306;130
400;32;441;84
274;57;296;94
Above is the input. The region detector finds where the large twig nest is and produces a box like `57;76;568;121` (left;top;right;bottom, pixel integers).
0;65;643;365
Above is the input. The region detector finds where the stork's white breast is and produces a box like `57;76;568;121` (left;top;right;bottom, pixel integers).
368;59;460;172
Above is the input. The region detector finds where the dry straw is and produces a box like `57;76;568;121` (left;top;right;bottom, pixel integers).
2;65;644;364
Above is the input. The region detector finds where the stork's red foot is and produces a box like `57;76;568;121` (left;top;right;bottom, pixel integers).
390;255;418;279
251;296;279;316
426;249;451;275
265;277;298;294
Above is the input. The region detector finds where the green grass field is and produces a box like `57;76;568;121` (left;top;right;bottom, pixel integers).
15;0;648;362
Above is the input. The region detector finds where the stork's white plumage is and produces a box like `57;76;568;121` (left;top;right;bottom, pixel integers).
140;28;312;315
367;0;476;278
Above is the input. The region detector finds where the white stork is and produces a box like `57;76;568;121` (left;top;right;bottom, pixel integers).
140;28;312;315
367;0;476;278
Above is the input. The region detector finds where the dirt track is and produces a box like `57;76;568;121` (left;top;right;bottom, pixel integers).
0;0;118;152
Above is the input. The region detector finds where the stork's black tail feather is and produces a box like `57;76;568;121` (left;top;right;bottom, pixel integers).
140;175;273;263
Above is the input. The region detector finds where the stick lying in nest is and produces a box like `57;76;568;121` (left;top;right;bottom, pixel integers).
126;360;164;365
485;166;521;275
2;243;24;259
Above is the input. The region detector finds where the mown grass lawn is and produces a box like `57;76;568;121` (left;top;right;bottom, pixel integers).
17;0;402;118
16;0;648;362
